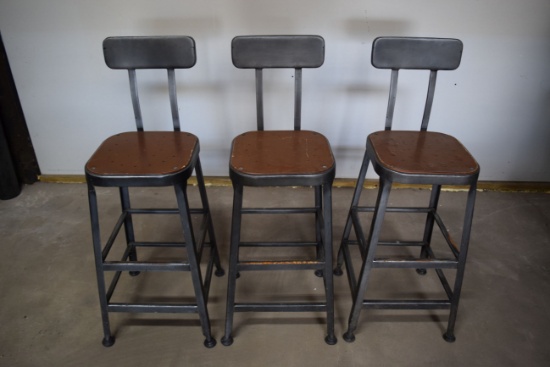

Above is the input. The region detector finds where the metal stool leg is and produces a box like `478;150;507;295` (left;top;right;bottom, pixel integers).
314;186;324;277
119;187;140;276
334;213;353;276
195;158;225;277
221;183;243;346
443;183;477;342
87;183;115;347
343;178;392;342
335;152;370;277
322;183;337;345
335;152;371;295
416;184;442;275
174;183;216;348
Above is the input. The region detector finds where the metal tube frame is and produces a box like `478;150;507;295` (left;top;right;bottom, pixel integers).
335;163;478;343
86;160;224;348
336;36;476;344
221;182;336;346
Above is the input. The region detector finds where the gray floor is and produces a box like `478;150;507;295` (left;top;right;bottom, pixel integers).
1;182;549;366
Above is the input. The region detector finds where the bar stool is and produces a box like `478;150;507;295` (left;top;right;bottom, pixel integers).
221;35;337;346
334;37;479;343
85;36;224;348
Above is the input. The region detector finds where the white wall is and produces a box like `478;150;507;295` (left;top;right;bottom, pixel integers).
1;0;549;181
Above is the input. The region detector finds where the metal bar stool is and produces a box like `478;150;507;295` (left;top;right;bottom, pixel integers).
221;35;337;346
85;36;224;348
334;37;479;343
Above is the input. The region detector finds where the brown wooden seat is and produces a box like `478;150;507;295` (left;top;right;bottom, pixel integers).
85;36;223;349
230;130;334;176
222;35;337;346
368;131;478;176
334;37;479;344
86;132;198;178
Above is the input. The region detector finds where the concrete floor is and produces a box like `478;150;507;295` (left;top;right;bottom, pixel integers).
0;182;549;366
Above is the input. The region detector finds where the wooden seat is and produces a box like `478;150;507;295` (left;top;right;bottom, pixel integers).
221;35;337;346
230;130;334;177
86;132;198;177
85;36;223;348
334;37;479;344
368;131;478;177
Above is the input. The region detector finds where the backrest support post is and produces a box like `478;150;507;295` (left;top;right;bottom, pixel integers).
294;68;302;131
385;69;399;131
167;68;181;132
128;69;144;131
420;70;438;131
255;68;264;131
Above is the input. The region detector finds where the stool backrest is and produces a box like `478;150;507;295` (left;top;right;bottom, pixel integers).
231;35;325;131
371;37;463;131
103;36;197;132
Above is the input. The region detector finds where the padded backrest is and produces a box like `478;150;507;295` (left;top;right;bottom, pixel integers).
102;36;196;132
372;37;464;131
103;36;196;69
372;37;462;71
231;35;325;131
232;35;324;69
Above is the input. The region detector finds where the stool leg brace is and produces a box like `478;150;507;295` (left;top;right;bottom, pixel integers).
335;154;477;343
221;182;336;346
88;161;224;348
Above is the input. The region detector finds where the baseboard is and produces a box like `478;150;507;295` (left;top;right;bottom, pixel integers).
38;175;550;193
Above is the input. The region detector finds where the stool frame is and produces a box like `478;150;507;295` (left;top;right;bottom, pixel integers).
334;37;480;343
86;36;224;348
221;35;337;346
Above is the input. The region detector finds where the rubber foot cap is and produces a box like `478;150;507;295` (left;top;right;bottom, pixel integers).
221;336;233;346
204;338;217;348
102;336;115;347
343;331;356;343
443;332;456;343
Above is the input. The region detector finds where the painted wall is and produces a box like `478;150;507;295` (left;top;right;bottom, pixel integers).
1;0;549;181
